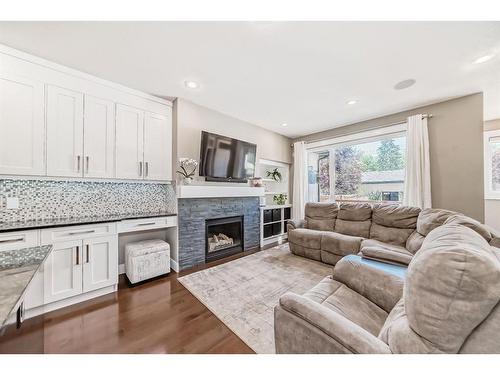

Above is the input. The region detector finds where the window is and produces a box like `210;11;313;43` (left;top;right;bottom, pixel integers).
484;130;500;199
307;126;406;204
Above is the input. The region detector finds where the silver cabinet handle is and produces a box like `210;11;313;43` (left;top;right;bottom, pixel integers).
139;161;143;177
86;244;90;264
85;156;89;174
76;245;80;265
136;222;156;226
77;155;81;172
145;162;149;178
68;230;95;236
0;237;24;244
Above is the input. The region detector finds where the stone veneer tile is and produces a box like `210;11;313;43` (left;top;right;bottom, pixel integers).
178;197;260;270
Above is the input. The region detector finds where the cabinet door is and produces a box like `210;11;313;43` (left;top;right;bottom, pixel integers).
46;85;84;177
0;73;45;175
143;109;172;181
115;104;144;179
43;240;83;304
84;95;115;178
82;235;118;293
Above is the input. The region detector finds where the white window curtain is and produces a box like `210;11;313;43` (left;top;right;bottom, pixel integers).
292;141;308;219
403;114;432;208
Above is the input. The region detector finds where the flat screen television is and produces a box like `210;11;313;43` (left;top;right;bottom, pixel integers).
199;131;257;182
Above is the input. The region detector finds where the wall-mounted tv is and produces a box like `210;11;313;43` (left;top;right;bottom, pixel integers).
199;131;257;182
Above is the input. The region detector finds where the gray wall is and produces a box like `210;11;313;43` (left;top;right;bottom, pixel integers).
294;93;485;221
484;119;500;230
173;98;293;186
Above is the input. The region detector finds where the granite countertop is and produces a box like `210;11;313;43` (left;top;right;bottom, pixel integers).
0;212;177;233
0;245;53;331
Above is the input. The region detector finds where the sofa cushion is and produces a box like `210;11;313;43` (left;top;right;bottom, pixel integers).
333;255;406;313
335;219;371;238
405;230;426;254
444;214;492;242
416;208;457;236
404;224;500;353
288;228;322;249
360;239;413;266
337;202;372;221
369;222;414;248
303;276;388;336
321;231;363;256
372;204;420;229
305;202;338;231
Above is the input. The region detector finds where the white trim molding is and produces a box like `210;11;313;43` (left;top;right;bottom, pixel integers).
177;185;265;198
306;123;407;152
484;129;500;200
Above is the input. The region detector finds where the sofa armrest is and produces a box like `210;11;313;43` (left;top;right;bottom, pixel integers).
287;219;306;230
332;255;406;312
277;292;391;354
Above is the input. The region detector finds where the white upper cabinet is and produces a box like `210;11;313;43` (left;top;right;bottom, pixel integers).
144;109;173;181
0;47;172;181
46;85;84;177
83;95;115;178
0;73;45;175
115;104;145;179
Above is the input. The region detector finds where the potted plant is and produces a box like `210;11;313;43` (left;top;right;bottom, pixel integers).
273;193;287;205
177;158;198;184
266;167;282;182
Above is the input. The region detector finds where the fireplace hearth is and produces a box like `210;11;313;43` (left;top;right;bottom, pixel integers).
205;216;244;262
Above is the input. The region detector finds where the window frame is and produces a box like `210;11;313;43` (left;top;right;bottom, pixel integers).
484;129;500;200
306;123;407;204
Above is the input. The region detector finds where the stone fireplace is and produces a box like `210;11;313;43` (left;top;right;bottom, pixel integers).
205;216;244;262
177;194;260;270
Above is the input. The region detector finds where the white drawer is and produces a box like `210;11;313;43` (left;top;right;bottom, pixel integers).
117;216;177;234
0;230;40;251
41;222;117;245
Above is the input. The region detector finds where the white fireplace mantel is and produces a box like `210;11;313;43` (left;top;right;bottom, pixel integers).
177;185;265;199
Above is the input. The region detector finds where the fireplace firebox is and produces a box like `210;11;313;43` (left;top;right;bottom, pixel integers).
205;216;244;262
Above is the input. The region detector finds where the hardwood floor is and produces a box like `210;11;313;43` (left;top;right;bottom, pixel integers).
0;251;258;354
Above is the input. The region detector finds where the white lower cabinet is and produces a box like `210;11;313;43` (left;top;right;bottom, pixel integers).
82;235;118;293
43;239;83;304
42;225;118;305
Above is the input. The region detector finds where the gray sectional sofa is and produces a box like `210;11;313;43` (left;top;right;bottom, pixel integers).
287;202;500;266
275;202;500;353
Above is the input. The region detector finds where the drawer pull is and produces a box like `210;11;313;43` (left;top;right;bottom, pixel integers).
0;237;24;244
136;222;156;226
68;230;95;236
76;246;80;265
86;244;90;263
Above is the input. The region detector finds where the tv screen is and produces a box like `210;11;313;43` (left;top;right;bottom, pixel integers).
199;131;257;181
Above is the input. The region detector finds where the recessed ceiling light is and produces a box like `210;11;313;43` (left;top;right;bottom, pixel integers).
473;54;494;64
346;100;357;105
184;80;199;89
394;79;416;90
281;123;288;127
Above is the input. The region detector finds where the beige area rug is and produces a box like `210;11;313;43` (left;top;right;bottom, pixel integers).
178;244;332;353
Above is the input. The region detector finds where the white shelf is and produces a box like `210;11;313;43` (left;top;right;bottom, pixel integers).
259;158;290;168
177;185;265;198
264;191;288;195
261;204;292;209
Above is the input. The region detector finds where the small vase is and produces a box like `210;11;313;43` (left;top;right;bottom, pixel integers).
183;177;193;185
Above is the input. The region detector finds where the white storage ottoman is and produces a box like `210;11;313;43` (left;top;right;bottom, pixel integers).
125;239;170;284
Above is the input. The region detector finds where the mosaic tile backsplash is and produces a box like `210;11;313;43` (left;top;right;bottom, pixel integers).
0;179;177;223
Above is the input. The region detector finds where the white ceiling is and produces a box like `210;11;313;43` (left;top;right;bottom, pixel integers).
0;21;499;138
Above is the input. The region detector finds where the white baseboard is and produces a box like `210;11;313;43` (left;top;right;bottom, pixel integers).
118;263;126;275
25;285;117;319
170;258;179;272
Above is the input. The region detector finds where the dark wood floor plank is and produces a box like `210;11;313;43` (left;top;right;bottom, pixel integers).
0;251;258;354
